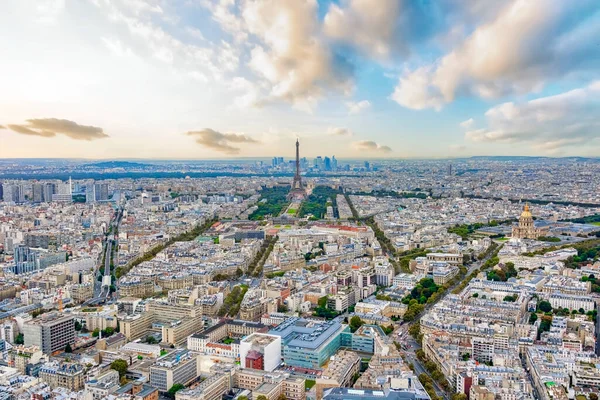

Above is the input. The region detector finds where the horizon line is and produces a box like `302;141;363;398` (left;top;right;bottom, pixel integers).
0;155;598;162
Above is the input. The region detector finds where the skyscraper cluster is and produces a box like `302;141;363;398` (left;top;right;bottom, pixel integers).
313;155;338;171
85;182;110;203
272;154;341;172
2;182;57;203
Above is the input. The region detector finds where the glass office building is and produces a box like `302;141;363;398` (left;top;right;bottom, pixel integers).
269;317;350;369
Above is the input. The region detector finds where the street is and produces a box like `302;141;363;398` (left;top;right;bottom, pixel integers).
392;243;503;400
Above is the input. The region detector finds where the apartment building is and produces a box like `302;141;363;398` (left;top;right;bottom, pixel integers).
176;372;232;400
8;345;44;374
426;253;462;265
71;283;94;303
118;278;155;298
161;316;203;346
39;362;85;390
23;313;75;355
234;369;305;400
149;349;200;392
315;350;361;398
119;312;154;341
147;299;203;320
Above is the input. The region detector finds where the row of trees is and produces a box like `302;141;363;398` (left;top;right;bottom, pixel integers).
477;241;499;260
563;214;600;224
359;215;413;274
487;261;517;281
531;300;596;322
344;193;360;220
363;216;397;257
218;284;249;317
265;271;286;279
416;349;451;392
247;235;278;277
538;236;562;242
403;269;467;322
347;194;435;275
115;218;217;279
418;372;444;400
453;244;503;295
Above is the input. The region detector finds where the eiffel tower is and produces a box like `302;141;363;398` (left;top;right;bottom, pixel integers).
288;139;306;200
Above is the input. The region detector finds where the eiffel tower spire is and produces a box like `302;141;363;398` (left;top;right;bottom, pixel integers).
288;139;306;199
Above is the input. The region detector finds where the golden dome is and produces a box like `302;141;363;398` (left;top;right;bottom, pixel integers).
520;203;532;218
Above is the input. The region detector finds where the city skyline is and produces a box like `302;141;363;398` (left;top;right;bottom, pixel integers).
2;2;600;396
1;0;599;159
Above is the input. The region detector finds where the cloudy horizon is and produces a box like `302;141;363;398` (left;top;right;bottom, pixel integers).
1;0;599;159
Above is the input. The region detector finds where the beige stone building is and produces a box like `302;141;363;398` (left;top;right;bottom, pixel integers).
161;316;203;346
176;372;231;400
8;345;44;374
119;312;155;341
39;362;85;391
234;369;305;400
71;283;94;303
118;278;155;298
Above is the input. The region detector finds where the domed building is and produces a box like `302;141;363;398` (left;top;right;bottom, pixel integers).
511;203;548;239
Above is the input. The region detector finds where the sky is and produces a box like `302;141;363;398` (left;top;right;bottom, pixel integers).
0;0;599;159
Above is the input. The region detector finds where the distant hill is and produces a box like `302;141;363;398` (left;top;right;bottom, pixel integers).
83;161;152;169
463;156;600;163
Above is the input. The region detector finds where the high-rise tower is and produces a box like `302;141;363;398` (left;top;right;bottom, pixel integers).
288;139;306;199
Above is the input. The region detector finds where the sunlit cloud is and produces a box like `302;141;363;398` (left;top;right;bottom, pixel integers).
5;118;108;140
327;127;353;136
345;100;371;114
464;81;600;153
353;140;392;153
185;128;260;155
392;0;600;110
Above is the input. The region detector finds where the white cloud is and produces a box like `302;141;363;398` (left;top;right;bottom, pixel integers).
229;77;263;108
201;0;248;42
323;0;465;61
346;100;371;114
465;81;600;153
353;140;392;153
35;0;65;25
459;118;474;129
327;127;352;136
101;37;135;58
392;0;600;110
93;0;226;80
242;0;353;109
324;0;406;60
390;66;445;110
